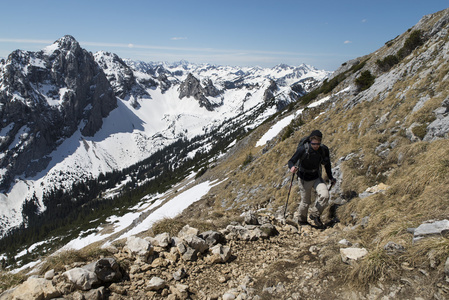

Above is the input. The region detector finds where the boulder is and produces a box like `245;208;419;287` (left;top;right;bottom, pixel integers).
383;242;405;255
339;239;352;246
199;230;226;247
146;277;167;291
207;244;232;264
413;220;449;242
259;223;279;238
173;268;187;281
183;235;209;253
94;257;122;283
226;225;252;241
243;211;259;225
182;247;198;261
124;236;154;261
151;232;172;248
340;247;368;264
44;269;55;280
178;225;199;239
151;257;169;268
2;277;60;300
170;283;190;299
83;286;106;300
63;267;99;291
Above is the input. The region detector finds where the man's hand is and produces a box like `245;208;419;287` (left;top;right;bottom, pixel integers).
290;166;298;173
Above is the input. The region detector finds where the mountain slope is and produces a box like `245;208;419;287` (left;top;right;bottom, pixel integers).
166;6;449;297
0;38;330;236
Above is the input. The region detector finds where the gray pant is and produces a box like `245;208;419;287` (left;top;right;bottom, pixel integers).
297;177;329;222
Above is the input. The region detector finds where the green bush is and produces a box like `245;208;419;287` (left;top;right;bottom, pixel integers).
398;30;423;59
355;71;376;91
376;55;400;72
377;30;423;73
281;125;294;141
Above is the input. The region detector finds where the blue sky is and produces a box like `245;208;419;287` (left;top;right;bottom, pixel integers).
0;0;448;71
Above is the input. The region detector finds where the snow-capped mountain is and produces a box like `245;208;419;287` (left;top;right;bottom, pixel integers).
0;35;330;235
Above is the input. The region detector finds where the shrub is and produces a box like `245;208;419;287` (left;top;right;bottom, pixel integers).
398;30;423;59
355;71;376;91
376;55;400;72
376;30;423;73
241;153;254;169
281;125;294;141
195;167;208;179
346;247;399;288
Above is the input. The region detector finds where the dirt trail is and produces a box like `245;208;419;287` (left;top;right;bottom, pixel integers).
182;223;344;299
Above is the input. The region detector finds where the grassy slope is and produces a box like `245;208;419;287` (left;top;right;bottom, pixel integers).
179;7;449;288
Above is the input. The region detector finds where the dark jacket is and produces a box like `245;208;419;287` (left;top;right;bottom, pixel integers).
288;143;333;181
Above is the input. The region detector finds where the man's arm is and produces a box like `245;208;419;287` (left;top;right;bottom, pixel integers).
322;146;335;181
288;147;304;171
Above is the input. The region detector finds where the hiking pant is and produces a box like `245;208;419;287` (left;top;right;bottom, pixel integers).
297;177;329;222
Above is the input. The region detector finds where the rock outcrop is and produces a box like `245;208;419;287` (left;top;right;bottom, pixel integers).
178;73;222;111
0;35;117;189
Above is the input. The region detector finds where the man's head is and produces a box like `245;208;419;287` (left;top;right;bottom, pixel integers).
309;130;322;150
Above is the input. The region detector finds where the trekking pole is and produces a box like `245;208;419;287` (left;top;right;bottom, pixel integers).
283;171;296;219
328;180;335;191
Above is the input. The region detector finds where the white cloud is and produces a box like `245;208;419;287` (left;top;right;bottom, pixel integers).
171;37;187;40
0;38;54;44
344;40;352;44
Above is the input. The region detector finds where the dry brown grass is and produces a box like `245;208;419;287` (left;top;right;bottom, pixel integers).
408;237;449;268
345;246;400;288
148;217;189;237
0;271;26;292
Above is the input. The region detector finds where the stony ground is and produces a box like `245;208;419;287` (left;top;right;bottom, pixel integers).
184;223;342;300
109;219;445;300
4;213;449;300
108;222;343;300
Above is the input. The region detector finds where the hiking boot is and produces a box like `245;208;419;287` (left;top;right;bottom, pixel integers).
311;216;325;229
298;220;310;226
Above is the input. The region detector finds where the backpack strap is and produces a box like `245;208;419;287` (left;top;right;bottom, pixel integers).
299;142;310;162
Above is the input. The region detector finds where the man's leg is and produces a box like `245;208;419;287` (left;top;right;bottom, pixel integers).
309;178;329;228
298;179;314;223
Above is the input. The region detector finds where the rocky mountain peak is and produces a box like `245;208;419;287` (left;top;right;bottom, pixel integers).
0;36;116;190
178;73;222;111
54;35;81;52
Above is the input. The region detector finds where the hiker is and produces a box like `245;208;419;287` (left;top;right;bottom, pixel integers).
287;130;336;228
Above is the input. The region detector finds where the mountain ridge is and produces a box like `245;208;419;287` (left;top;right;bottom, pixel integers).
0;36;330;235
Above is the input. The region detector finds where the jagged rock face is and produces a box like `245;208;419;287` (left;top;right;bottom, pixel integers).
94;51;155;100
178;73;222;111
0;35;116;189
263;79;278;102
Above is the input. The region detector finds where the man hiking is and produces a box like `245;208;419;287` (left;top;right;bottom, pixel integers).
287;130;336;228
